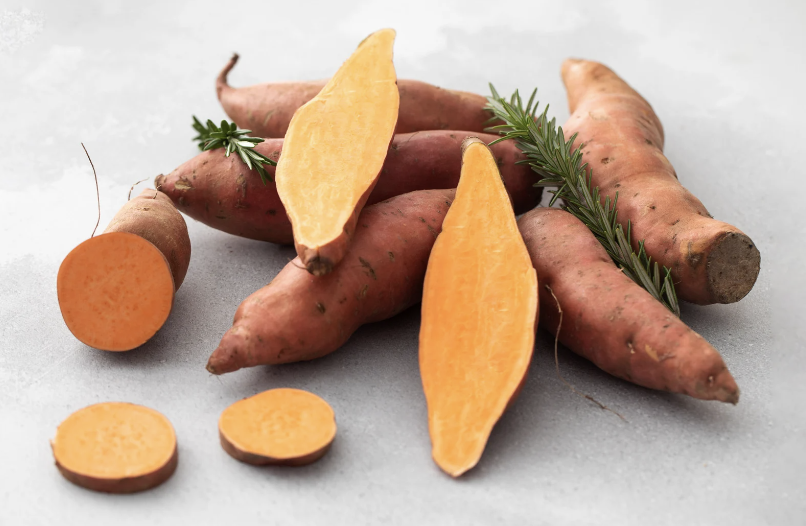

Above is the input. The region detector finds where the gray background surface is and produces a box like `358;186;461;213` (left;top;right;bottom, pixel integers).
1;1;804;524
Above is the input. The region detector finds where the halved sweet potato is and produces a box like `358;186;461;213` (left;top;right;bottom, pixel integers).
57;189;191;351
419;138;538;477
275;28;399;275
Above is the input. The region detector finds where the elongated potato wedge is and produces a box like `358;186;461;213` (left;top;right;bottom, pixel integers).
419;138;538;477
275;28;400;275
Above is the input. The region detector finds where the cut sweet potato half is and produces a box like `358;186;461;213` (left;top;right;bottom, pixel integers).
57;231;175;351
51;402;178;493
419;138;538;477
275;28;399;275
219;388;336;466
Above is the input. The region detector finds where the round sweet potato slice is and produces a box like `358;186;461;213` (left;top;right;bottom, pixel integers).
51;402;178;493
219;389;336;466
57;231;175;351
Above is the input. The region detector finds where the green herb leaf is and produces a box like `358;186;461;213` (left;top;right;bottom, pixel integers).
485;86;680;316
191;116;277;184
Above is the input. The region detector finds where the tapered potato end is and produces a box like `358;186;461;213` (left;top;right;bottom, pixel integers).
57;232;175;351
52;403;178;493
219;389;336;466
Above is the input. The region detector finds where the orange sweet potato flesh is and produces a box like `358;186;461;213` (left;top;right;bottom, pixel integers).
518;207;739;403
419;138;538;478
561;59;760;304
276;29;400;275
217;57;490;138
57;189;190;351
51;402;178;493
155;131;540;244
206;189;454;374
219;389;336;466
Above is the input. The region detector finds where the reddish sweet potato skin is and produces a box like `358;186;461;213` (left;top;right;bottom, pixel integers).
156;131;540;244
218;430;331;467
518;207;739;403
216;55;491;138
561;59;760;305
54;446;178;494
206;189;455;374
104;189;191;290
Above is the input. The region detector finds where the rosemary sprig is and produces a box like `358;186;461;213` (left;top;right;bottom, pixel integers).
191;116;276;184
485;86;680;316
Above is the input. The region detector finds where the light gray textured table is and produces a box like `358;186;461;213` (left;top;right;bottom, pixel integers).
1;1;804;524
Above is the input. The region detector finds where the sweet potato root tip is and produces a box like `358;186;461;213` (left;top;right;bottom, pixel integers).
218;389;336;466
560;58;760;304
216;53;240;98
276;29;399;273
518;207;739;403
207;189;455;374
57;232;175;352
420;139;537;477
206;326;251;374
52;402;178;493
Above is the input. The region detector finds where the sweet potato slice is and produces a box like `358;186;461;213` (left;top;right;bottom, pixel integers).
57;232;175;351
275;28;399;275
419;138;538;477
51;402;178;493
518;207;739;403
57;189;190;351
561;59;760;304
219;389;336;466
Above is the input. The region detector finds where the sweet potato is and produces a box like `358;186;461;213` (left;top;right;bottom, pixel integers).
275;28;400;275
518;207;739;403
206;189;454;374
57;189;191;351
217;58;490;139
219;389;336;466
561;59;760;304
419;138;537;477
104;189;192;289
51;402;178;493
155;131;540;244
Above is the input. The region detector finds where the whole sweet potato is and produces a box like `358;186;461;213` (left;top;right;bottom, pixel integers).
561;59;760;304
206;189;454;374
156;131;540;244
217;54;491;138
518;207;739;403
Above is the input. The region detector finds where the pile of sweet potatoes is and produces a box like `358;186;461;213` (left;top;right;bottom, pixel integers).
55;29;761;488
